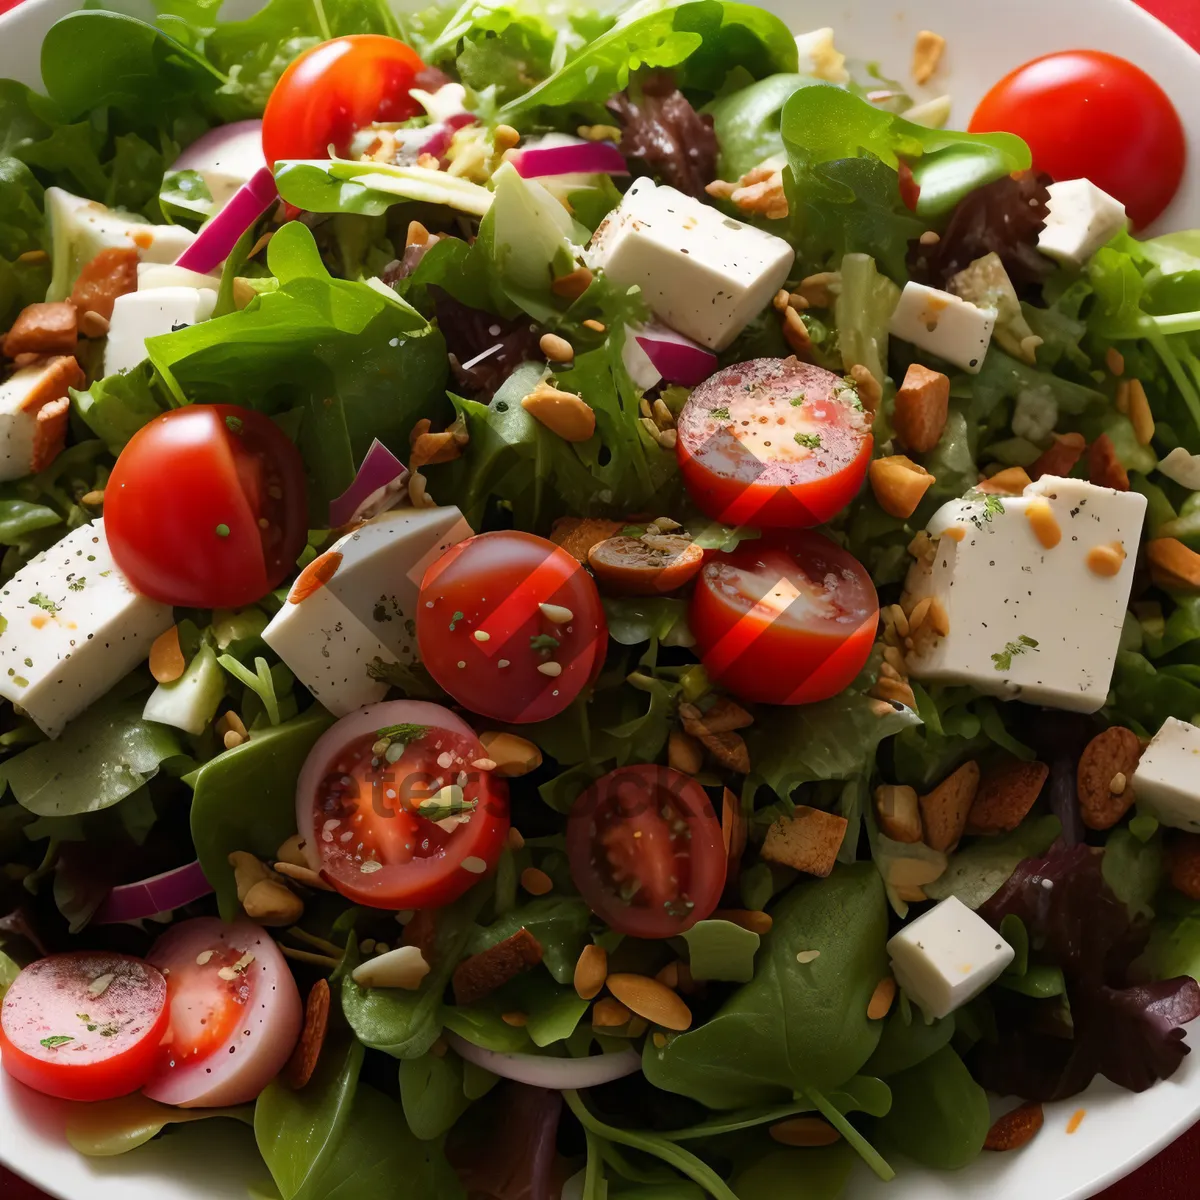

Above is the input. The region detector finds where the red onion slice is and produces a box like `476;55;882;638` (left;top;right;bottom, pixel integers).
93;861;214;925
512;139;628;179
420;112;477;160
446;1033;642;1088
328;438;407;528
634;324;718;387
175;166;279;275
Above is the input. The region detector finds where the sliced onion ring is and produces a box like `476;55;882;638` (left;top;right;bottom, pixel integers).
175;166;279;275
93;860;214;925
328;438;407;528
446;1033;642;1089
634;324;718;387
171;119;264;175
420;112;477;160
512;140;629;179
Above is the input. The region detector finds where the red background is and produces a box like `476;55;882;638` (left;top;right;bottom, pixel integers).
0;0;1199;1197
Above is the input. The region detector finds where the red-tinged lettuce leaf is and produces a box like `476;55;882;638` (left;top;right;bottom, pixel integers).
971;843;1200;1100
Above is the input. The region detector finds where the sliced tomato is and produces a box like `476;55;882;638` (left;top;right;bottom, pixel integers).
970;50;1186;229
104;404;308;609
676;357;873;529
0;952;168;1101
144;918;302;1108
690;530;878;705
416;531;608;724
566;766;726;938
262;35;427;165
296;701;509;909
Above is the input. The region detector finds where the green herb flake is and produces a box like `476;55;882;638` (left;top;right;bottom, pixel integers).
790;394;807;407
794;432;822;450
992;635;1040;672
710;407;731;421
530;633;560;653
375;722;430;744
28;593;60;614
68;577;86;592
983;494;1006;521
40;1035;74;1049
449;610;464;631
225;415;244;434
215;523;231;538
12;676;28;688
22;658;32;668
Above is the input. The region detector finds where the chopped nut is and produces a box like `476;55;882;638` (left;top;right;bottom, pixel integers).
539;333;574;363
78;310;110;339
274;861;335;892
761;806;848;877
867;975;897;1020
284;978;331;1089
577;124;622;142
1077;726;1143;830
520;866;553;896
1147;538;1200;591
550;266;593;299
976;466;1032;496
223;729;246;751
652;397;675;430
583;319;606;333
908;596;933;632
874;784;922;843
668;729;704;775
769;1118;840;1147
1088;433;1129;491
679;697;753;737
869;455;935;519
501;1011;528;1027
352;945;431;990
242;879;304;926
479;731;543;777
919;761;980;852
1128;379;1155;445
699;728;750;773
870;677;916;709
493;124;521;152
1106;347;1125;377
276;834;310;868
149;625;186;684
228;851;272;903
730;167;788;220
985;1102;1045;1152
848;364;883;416
797;272;840;308
927;597;950;637
772;288;790;312
606;973;692;1030
406;220;430;248
894;363;950;452
912;29;946;86
574;944;608;1000
781;306;812;357
521;381;596;442
592;997;633;1027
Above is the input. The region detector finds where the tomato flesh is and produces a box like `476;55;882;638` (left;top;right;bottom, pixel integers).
297;701;509;909
104;404;308;609
0;952;168;1101
417;531;608;724
690;530;879;705
262;35;427;165
676;358;873;528
970;50;1186;229
566;765;726;938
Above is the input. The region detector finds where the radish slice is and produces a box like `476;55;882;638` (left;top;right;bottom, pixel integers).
421;112;477;160
175;167;279;276
171;121;266;208
93;861;214;925
512;136;628;179
143;918;302;1108
446;1033;642;1089
632;324;718;387
328;438;407;528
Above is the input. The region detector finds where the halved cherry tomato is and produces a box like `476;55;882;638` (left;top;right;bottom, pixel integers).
587;534;704;596
262;35;427;165
104;404;307;609
690;530;878;705
970;50;1186;229
417;531;608;724
566;765;726;938
296;701;509;909
676;357;873;529
0;952;168;1101
144;918;302;1107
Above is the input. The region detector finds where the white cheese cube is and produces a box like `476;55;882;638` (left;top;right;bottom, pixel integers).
0;358;80;482
0;521;174;738
104;288;217;376
45;188;197;303
323;506;473;657
888;281;996;374
587;179;795;351
905;475;1147;713
1037;179;1128;270
172;124;266;210
888;896;1014;1020
262;579;392;717
137;263;220;292
1132;717;1200;832
793;27;849;83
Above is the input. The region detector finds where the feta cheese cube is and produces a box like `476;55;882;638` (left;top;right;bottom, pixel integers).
323;506;473;656
171;124;266;210
905;475;1147;713
262;579;392;717
888;896;1015;1020
888;281;996;374
0;357;82;481
104;288;217;376
46;188;197;303
263;505;472;714
137;263;220;292
1038;179;1128;270
1132;717;1200;832
587;179;795;351
0;521;174;737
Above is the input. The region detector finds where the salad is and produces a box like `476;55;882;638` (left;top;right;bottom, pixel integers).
1;1;1200;1196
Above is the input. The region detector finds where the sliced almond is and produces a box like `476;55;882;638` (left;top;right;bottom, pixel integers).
985;1102;1045;1152
521;381;596;442
592;997;633;1027
867;976;897;1020
712;909;772;935
352;945;431;990
606;972;692;1030
574;944;608;1000
284;978;330;1089
769;1118;841;1147
149;625;186;684
874;784;922;844
478;731;543;777
242;880;304;926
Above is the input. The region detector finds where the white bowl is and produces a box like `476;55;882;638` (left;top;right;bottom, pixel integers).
3;0;1199;1196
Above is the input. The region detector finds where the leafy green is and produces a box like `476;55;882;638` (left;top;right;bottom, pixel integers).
730;1144;854;1200
465;895;591;985
189;706;334;919
603;597;691;647
400;1052;471;1141
1139;896;1200;983
864;1006;955;1078
71;362;172;455
65;1094;252;1157
7;698;179;819
498;0;798;124
0;951;19;1000
874;1046;989;1171
255;1018;364;1200
706;74;812;182
644;864;888;1108
836;252;901;388
682;919;760;983
924;816;1062;909
1103;827;1164;921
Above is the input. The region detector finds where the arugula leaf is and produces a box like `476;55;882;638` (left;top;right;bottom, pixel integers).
706;73;812;182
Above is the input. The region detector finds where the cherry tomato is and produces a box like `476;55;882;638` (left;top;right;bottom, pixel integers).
566;765;726;938
144;919;302;1107
262;35;427;165
690;530;878;705
676;358;873;529
104;405;308;609
296;701;510;909
0;952;168;1101
417;531;608;724
970;50;1186;229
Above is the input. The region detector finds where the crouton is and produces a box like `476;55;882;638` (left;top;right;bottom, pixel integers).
1147;538;1200;592
976;467;1032;496
919;761;981;851
549;516;625;563
893;363;949;453
2;302;77;358
1077;726;1142;830
1167;835;1200;902
451;927;543;1004
874;785;923;843
760;806;847;877
966;757;1048;835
